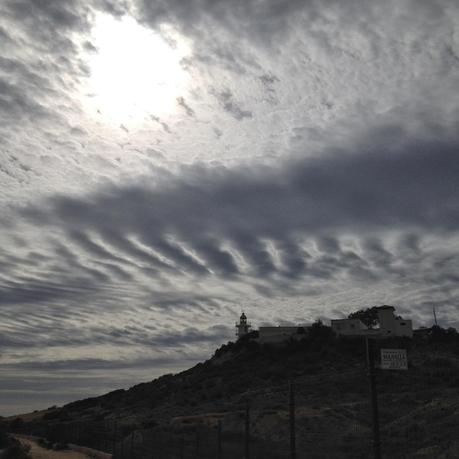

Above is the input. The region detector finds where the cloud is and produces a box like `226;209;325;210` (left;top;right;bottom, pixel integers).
21;133;459;242
1;0;459;415
213;89;252;121
1;127;455;337
176;96;195;117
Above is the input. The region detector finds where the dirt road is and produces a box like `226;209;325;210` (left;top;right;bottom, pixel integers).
16;437;89;459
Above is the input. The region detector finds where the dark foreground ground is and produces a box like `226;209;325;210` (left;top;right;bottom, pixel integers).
4;324;459;458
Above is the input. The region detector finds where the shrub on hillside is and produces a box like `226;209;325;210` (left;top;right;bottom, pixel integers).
2;437;31;459
8;417;25;432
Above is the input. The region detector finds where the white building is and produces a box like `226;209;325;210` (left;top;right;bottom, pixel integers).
258;326;308;344
331;306;413;338
377;305;413;337
235;313;309;343
330;318;371;336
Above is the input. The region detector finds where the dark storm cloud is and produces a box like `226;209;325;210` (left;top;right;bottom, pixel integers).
4;130;455;322
135;0;308;46
21;134;459;246
0;316;229;352
0;281;77;307
135;0;457;57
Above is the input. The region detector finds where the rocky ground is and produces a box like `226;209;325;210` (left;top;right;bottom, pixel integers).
15;438;89;459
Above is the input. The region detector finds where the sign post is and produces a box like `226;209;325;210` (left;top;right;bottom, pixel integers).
366;338;381;459
366;344;409;459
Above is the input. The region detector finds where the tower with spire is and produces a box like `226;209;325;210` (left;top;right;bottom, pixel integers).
235;312;251;338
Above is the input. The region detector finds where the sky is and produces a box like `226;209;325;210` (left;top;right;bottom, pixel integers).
0;0;458;416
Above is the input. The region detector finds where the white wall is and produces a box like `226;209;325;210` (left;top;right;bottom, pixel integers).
259;326;305;343
331;319;367;335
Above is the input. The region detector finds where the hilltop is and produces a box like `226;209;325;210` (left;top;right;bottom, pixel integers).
4;324;459;458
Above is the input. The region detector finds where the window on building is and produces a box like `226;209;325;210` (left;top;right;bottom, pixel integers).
400;322;406;326
350;324;355;329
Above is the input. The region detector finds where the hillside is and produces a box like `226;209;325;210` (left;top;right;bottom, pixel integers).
5;324;459;458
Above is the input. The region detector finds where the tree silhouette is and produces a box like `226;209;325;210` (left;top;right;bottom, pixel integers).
348;306;380;328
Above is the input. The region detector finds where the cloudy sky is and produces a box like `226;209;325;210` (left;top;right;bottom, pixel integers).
1;0;458;415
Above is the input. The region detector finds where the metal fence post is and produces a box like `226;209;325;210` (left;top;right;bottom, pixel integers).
130;431;135;457
245;402;250;459
289;380;296;459
217;420;222;459
195;427;200;459
113;420;117;456
159;431;164;459
179;434;185;459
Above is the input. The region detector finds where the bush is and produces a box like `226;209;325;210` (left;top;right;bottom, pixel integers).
309;320;335;342
2;438;31;459
52;442;69;450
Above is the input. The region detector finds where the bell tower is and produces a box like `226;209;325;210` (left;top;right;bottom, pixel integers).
236;312;251;338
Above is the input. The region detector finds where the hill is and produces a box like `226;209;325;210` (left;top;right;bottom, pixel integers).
4;324;459;458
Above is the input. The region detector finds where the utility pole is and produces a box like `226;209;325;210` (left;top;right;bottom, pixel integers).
433;306;438;326
366;337;382;459
289;380;296;459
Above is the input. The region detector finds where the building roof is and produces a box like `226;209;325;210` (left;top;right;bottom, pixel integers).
331;318;364;322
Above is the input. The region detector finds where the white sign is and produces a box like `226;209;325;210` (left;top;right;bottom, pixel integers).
380;349;408;370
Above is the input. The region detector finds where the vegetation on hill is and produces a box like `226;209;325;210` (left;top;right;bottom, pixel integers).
0;430;31;458
4;323;459;458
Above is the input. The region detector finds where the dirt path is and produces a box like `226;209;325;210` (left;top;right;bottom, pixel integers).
17;437;89;459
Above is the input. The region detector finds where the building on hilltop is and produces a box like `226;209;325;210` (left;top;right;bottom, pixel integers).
330;318;371;336
258;326;309;343
331;305;413;338
236;312;310;343
235;312;251;338
236;306;413;344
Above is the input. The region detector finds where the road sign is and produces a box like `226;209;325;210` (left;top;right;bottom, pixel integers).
380;349;408;370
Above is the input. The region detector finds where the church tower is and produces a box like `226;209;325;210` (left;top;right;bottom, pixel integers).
235;312;251;338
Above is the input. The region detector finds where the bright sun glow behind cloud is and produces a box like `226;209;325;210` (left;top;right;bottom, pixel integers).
84;14;191;126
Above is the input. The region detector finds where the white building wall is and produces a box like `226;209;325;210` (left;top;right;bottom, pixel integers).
377;307;397;330
331;319;368;336
259;326;305;343
377;307;413;338
332;307;413;338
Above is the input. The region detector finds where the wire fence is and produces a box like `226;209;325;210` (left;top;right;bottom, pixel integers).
8;370;459;459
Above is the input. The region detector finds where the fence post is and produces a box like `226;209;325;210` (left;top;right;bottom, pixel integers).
195;427;200;459
289;380;296;459
159;430;163;459
217;420;222;459
130;432;135;457
179;434;185;459
366;337;382;459
245;402;250;459
113;420;117;456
